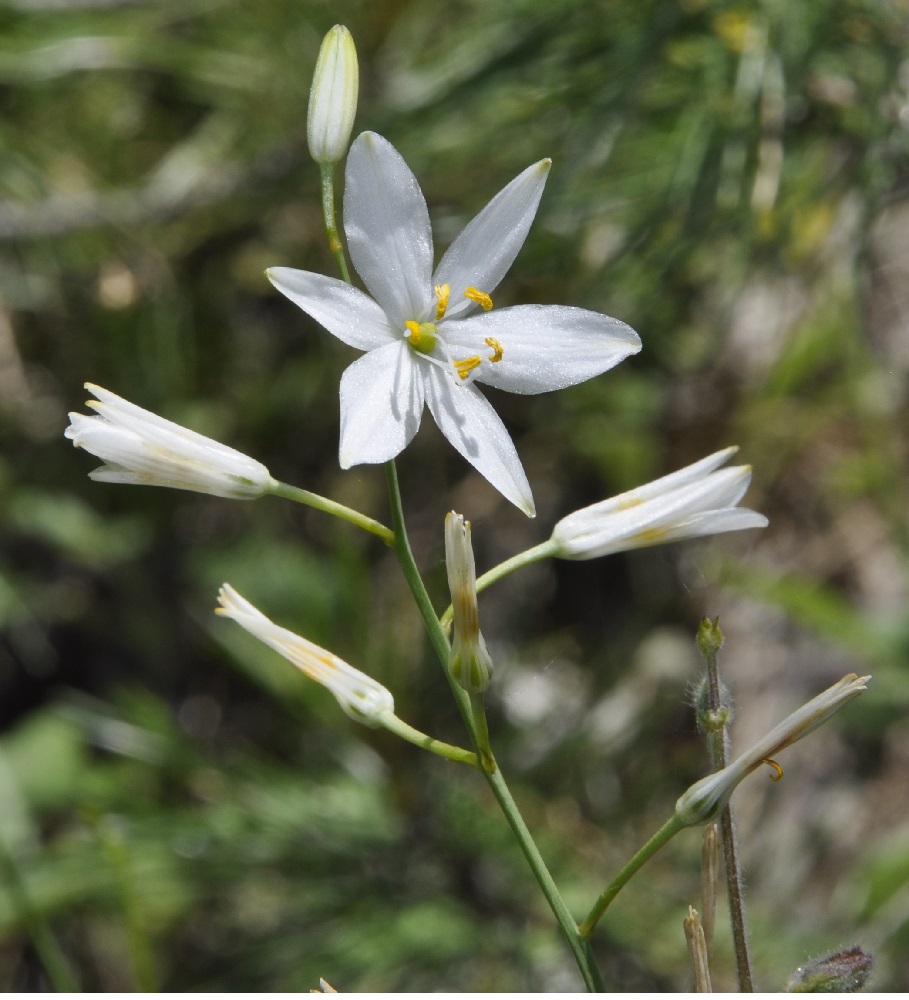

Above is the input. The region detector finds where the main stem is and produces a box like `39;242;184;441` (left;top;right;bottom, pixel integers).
384;461;605;993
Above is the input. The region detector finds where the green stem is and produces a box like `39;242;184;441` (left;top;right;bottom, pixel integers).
384;461;604;993
320;162;351;283
440;540;558;629
580;814;684;939
97;819;158;992
381;714;479;768
0;839;79;991
269;480;394;546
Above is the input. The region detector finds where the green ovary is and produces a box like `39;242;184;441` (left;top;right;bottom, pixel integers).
405;320;438;354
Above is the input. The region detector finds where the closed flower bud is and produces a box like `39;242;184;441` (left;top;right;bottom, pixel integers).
66;384;274;499
550;447;768;560
445;512;493;693
785;946;873;992
216;584;395;726
307;25;359;165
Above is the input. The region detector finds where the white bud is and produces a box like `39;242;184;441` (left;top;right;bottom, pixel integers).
307;25;359;166
550;448;767;560
216;584;395;726
65;383;273;499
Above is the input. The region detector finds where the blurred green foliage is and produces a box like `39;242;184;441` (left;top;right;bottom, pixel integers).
1;0;908;990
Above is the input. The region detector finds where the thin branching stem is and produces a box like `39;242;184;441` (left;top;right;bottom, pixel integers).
269;480;394;545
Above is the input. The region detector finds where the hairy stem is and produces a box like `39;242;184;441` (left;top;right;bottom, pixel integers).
701;629;754;992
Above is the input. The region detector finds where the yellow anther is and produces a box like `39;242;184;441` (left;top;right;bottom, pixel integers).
484;337;504;363
760;758;784;782
454;355;482;380
405;320;438;354
434;283;450;320
464;286;493;311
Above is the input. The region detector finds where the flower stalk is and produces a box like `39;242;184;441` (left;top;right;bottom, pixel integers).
384;460;603;992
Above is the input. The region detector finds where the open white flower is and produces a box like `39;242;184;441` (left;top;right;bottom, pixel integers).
675;673;870;825
268;131;641;517
216;584;395;726
550;447;768;558
66;383;274;499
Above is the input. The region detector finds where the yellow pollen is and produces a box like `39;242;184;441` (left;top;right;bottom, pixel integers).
434;283;450;319
454;355;482;380
618;496;645;510
464;286;493;311
760;758;784;781
484;337;504;363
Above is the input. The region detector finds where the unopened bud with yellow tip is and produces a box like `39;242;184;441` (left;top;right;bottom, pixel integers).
445;512;493;694
307;25;359;166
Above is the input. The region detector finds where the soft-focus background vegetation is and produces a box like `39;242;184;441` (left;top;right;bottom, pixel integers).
1;0;908;990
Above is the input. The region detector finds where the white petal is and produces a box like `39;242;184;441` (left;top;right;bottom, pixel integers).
664;508;769;540
338;341;424;467
424;365;535;517
266;267;395;350
560;467;753;547
216;584;395;724
564;448;741;521
447;305;641;394
66;386;272;499
344;132;433;329
434;160;551;320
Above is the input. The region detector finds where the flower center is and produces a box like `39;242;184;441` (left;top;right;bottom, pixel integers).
405;285;505;384
405;320;438;354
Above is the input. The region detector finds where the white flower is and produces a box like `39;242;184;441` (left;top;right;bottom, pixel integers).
550;447;768;559
445;512;493;693
268;131;641;517
307;25;358;166
216;584;395;725
675;673;870;825
65;383;274;499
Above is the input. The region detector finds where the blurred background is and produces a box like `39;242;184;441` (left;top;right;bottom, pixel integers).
1;0;907;990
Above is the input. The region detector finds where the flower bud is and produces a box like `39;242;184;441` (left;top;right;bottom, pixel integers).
216;584;395;726
785;946;873;992
66;384;274;499
307;25;359;165
550;447;767;560
445;512;493;693
676;673;870;826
